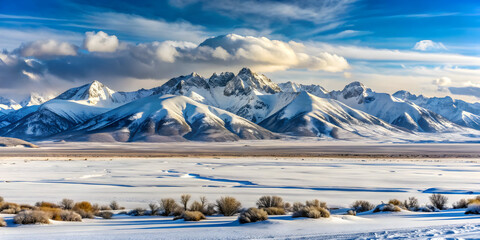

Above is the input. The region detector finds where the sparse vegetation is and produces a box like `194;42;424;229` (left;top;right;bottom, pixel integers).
73;201;95;218
97;211;114;219
388;199;404;208
110;201;123;210
453;199;469;209
0;217;6;227
36;201;59;208
351;200;375;213
129;208;147;216
256;196;284;209
149;203;160;215
346;210;356;216
239;208;268;224
216;196;241;216
373;203;402;213
60;210;82;221
160;198;179;216
180;194;191;211
430;194;448;210
0;202;21;214
264;207;286;215
174;211;206;221
404;197;419;210
60;199;74;210
292;199;330;219
465;204;480;214
14;210;50;224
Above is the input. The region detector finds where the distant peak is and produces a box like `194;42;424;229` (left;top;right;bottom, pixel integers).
344;81;365;89
341;81;368;99
238;67;253;75
189;72;201;78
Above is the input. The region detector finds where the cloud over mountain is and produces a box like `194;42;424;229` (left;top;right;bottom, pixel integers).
83;31;119;53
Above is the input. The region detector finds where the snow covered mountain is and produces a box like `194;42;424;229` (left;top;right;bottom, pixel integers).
0;81;153;139
260;91;404;139
393;91;480;130
62;94;277;142
20;92;55;107
1;68;480;142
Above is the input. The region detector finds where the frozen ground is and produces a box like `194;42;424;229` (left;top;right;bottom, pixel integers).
1;154;480;239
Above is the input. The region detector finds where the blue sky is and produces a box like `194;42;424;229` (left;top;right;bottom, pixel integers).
1;0;480;100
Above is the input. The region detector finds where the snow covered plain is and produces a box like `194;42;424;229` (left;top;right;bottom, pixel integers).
1;145;480;239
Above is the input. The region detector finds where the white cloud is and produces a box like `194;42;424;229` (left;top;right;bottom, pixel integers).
17;40;77;57
432;76;452;86
83;31;119;53
414;40;447;51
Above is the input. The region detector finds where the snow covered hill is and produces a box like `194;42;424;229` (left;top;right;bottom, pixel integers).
62;94;277;142
0;96;21;116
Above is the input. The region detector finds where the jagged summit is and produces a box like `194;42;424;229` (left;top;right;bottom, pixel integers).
341;81;368;99
224;67;281;96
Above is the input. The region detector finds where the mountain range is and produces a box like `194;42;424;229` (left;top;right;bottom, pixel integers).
1;67;480;143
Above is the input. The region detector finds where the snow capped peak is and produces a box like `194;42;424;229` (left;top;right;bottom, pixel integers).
55;80;117;105
341;81;368;99
208;72;235;88
19;92;55;107
224;67;281;96
0;96;21;113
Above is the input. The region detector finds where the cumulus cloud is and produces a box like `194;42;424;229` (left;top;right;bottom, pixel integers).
414;40;447;51
16;40;77;57
83;31;119;52
432;77;452;86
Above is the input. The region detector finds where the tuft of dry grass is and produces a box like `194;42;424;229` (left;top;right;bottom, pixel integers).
351;200;375;213
73;201;95;219
264;207;286;215
14;210;50;224
97;211;114;219
256;196;284;209
239;208;268;224
373;203;402;213
0;217;6;227
388;199;404;208
179;211;206;221
293;206;330;219
216;196;241;216
0;202;21;214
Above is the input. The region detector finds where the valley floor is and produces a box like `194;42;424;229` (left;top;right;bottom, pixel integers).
1;143;480;239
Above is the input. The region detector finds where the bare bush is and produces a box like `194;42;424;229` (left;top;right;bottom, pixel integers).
465;204;480;214
39;207;62;221
205;203;216;216
35;201;59;208
293;206;330;218
60;210;82;221
97;211;114;219
174;211;206;221
351;200;375;213
14;210;50;224
284;202;292;212
20;204;35;210
149;203;160;215
373;203;401;213
0;217;6;227
110;201;121;210
306;199;327;209
404;197;419;210
100;205;112;211
346;210;356;216
160;198;179;216
430;194;448;210
292;202;304;212
239;208;268;224
216;196;241;216
0;202;21;214
129;208;146;216
468;196;480;205
453;199;469;209
60;199;74;210
180;194;191;211
256;196;284;209
264;207;285;215
189;201;203;212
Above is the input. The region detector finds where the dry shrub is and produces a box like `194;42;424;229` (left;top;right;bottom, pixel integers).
60;210;82;221
60;199;74;210
20;204;35;210
467;196;480;205
351;200;375;213
346;210;356;216
239;208;268;224
14;210;50;224
97;211;114;219
404;197;419;210
100;205;112;211
256;196;284;209
205;203;216;216
180;194;191;211
293;206;330;219
264;207;285;215
465;204;480;214
173;206;185;216
216;196;241;216
149;203;160;215
174;211;206;221
284;202;292;212
0;217;6;227
388;199;404;208
373;203;402;213
430;194;448;210
110;201;120;210
160;198;179;216
35;201;59;208
0;202;21;214
189;201;204;212
306;199;327;209
129;208;146;216
292;202;304;212
0;196;4;203
453;199;469;209
73;201;94;218
39;207;62;221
